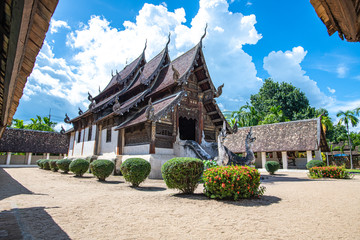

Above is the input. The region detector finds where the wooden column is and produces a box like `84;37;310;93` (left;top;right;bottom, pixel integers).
117;128;125;155
197;93;204;144
261;152;266;169
81;128;85;156
6;152;11;165
149;122;156;154
27;153;32;165
306;150;312;162
97;125;103;155
281;151;288;170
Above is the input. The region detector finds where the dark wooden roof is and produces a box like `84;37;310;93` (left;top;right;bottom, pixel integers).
0;0;58;137
225;118;329;153
311;0;360;42
0;128;68;154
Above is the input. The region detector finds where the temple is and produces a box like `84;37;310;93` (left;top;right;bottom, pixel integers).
65;31;229;178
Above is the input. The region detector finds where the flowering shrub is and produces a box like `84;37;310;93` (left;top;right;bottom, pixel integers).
203;166;265;200
309;166;352;179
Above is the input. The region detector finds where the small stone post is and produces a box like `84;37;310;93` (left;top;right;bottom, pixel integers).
46;153;50;159
306;150;312;162
281;151;288;170
261;152;266;169
27;153;32;165
6;152;11;165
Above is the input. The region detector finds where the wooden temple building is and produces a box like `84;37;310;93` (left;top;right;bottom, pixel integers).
65;32;229;178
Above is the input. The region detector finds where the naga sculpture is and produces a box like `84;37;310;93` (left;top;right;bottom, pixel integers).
78;107;83;115
214;84;224;98
60;126;65;135
64;113;70;123
216;122;256;166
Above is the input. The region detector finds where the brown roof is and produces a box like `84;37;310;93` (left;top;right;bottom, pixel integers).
95;52;145;100
225;118;329;153
0;128;68;154
116;91;185;129
0;0;58;137
311;0;360;42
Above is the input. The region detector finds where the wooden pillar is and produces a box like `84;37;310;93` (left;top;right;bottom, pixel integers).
27;153;32;165
306;150;312;162
281;151;288;170
46;153;50;159
150;122;156;154
261;152;266;169
173;107;177;142
97;125;102;155
197;93;204;144
72;132;76;156
6;152;11;165
81;128;85;156
117;128;125;155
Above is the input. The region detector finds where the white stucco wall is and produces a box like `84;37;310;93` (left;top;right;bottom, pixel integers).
82;125;96;156
73;129;85;156
100;127;118;155
68;133;75;156
123;144;150;155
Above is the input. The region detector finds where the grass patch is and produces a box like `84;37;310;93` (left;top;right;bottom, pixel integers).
346;169;360;173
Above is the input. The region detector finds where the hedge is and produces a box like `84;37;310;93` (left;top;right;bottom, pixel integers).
120;158;151;187
265;161;280;175
161;157;204;194
90;159;115;181
57;159;72;173
306;159;325;169
309;166;352;179
203;165;265;200
49;160;59;172
69;159;89;177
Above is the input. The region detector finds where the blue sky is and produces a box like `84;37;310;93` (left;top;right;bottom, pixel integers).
14;0;360;130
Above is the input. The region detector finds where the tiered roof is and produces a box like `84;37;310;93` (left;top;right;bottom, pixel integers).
68;34;229;131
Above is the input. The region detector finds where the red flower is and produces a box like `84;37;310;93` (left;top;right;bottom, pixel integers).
222;183;225;188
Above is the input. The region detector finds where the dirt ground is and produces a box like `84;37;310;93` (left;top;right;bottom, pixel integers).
0;168;359;240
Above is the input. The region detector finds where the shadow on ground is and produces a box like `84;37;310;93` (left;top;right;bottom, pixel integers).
173;193;281;207
0;207;70;240
260;174;321;184
98;180;124;184
0;168;47;201
133;186;167;192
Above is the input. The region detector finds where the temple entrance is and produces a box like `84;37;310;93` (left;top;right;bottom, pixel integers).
179;117;196;141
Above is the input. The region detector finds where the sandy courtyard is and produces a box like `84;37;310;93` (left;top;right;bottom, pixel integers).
0;168;359;240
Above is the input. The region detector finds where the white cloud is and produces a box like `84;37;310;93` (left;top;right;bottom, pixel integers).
50;19;70;34
263;46;334;108
336;64;348;78
327;87;336;94
24;0;262;112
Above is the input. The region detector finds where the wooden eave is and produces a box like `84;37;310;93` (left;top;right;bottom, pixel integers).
0;0;58;137
310;0;360;42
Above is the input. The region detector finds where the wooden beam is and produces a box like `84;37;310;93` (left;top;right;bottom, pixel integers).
212;118;223;123
149;122;156;154
198;78;209;85
192;66;203;73
207;111;218;115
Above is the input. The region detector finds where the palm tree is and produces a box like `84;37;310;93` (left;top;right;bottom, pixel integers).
337;110;359;169
259;105;289;125
11;119;25;129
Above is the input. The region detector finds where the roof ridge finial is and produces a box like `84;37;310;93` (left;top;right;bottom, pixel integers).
143;39;147;52
200;23;208;42
166;32;171;47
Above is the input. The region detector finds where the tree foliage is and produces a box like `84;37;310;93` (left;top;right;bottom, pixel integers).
11;115;56;132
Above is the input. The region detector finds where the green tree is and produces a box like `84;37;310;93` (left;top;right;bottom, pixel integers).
230;104;262;127
11;115;56;132
250;78;312;121
259;105;289;125
337;110;359;169
11;119;25;129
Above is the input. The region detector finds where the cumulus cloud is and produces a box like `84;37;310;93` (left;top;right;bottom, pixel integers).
336;64;348;78
23;0;262;115
327;87;336;94
50;19;70;34
263;46;334;108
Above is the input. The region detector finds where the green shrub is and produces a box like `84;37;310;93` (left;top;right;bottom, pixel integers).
306;159;325;169
203;159;218;169
265;161;280;175
203;165;265;200
49;160;59;172
69;159;89;177
309;166;352;179
90;159;115;181
121;158;151;187
161;157;204;194
42;159;50;170
57;159;72;173
36;159;44;168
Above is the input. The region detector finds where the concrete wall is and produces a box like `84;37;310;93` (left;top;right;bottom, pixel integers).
0;155;6;164
73;129;84;156
10;155;26;165
100;127;118;155
123;144;150;155
82;125;96;156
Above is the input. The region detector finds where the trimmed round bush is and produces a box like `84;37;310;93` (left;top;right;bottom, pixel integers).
57;159;72;173
306;159;325;169
42;159;51;170
69;159;89;177
120;158;151;187
203;166;265;200
36;159;44;169
90;159;115;181
161;157;204;194
49;160;59;172
265;161;280;175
